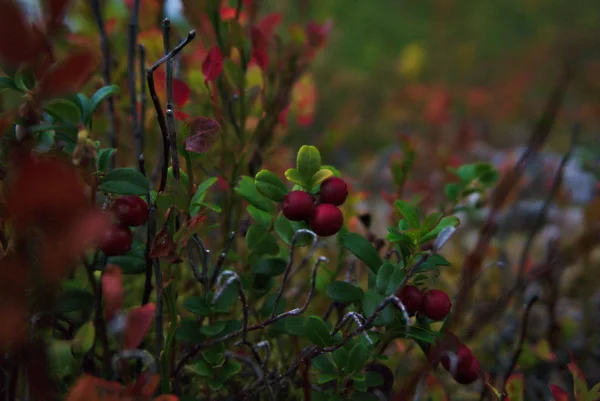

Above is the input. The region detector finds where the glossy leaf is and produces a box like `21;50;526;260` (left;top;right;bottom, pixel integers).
44;99;82;125
235;176;274;212
346;342;368;375
89;85;120;116
340;232;382;274
393;200;420;229
376;262;394;295
284;168;306;187
96;148;117;173
326;281;364;303
304;316;332;347
98;168;150;196
296;145;322;185
273;214;312;246
255;169;288;202
252;257;287;277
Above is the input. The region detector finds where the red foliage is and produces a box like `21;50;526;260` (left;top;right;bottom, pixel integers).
0;0;40;66
250;27;269;70
182;116;221;154
153;68;192;107
36;50;100;100
550;385;570;401
102;265;124;321
124;303;156;350
202;46;223;83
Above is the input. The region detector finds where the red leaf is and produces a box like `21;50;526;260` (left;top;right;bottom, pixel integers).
182;117;221;154
174;110;190;121
550;385;570;401
202;46;223;82
0;302;27;349
306;20;331;49
150;226;182;263
251;26;267;51
153;68;192;106
42;0;72;36
36;50;99;100
256;13;282;39
297;113;313;126
220;6;246;23
278;106;289;127
0;0;38;66
102;265;124;321
124;303;156;350
252;48;268;70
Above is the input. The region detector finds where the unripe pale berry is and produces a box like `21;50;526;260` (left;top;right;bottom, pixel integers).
310;203;343;237
99;224;133;256
111;196;149;227
396;285;423;316
453;356;480;385
282;190;314;221
319;177;348;206
421;289;452;321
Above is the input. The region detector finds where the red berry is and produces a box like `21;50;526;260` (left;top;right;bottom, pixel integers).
441;343;473;373
319;177;348;206
310;204;343;237
396;285;423;316
421;289;452;321
111;196;149;227
98;224;133;256
282;190;314;221
453;356;480;385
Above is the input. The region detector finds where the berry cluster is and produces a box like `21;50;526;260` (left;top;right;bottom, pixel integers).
396;285;452;321
99;196;149;257
281;176;348;237
430;332;481;385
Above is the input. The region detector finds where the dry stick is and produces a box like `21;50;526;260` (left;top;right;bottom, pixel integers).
89;0;118;167
147;30;197;192
499;293;540;396
128;0;141;160
393;65;573;401
162;19;180;180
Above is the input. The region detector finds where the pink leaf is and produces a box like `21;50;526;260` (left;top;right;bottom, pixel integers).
256;13;282;40
102;265;124;321
124;303;156;350
182;117;221;154
202;46;223;82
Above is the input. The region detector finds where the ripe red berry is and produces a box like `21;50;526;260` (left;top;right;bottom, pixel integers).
421;289;452;321
111;196;149;227
441;343;473;373
453;356;480;385
282;190;314;221
98;224;133;256
310;204;343;237
396;285;423;316
319;177;348;206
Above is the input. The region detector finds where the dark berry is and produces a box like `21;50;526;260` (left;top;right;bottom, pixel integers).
421;289;452;321
310;204;343;237
396;285;423;316
428;332;460;365
98;224;133;256
319;177;348;206
282;190;314;221
453;356;480;385
441;343;473;373
365;363;394;392
111;196;149;227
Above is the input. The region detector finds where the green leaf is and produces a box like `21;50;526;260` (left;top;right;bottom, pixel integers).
393;200;420;229
350;392;378;401
14;66;35;91
365;371;384;388
246;225;279;256
248;205;272;228
284;168;306;187
406;326;437;344
317;373;338;384
35;130;55;153
252;257;287;277
71;322;95;355
190;177;218;216
296;145;322;186
54;289;95;313
421;212;442;234
223;59;245;88
106;254;146;274
284;316;307;336
213;283;240;313
320;165;342;177
304;316;332;347
98;168;150;196
346;343;368;375
444;183;462;203
48;340;76;379
312;354;335;374
255;169;288;202
201;342;226;367
96;148;117;173
385;267;406;296
176;319;206;344
274;214;312;247
420;216;460;243
200;321;227;337
235;176;274;213
183;296;212;316
326;281;363;303
376;262;394;295
0;76;19;92
362;289;393;326
44;99;82;125
194;359;213;377
332;347;349;370
89;85;120;116
220;360;242;379
341;233;382;274
311;168;333;188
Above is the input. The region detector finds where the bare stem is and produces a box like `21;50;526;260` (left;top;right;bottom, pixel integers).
162;18;180;181
128;0;141;160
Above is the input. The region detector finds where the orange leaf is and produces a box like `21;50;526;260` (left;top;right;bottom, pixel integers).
36;50;99;100
149;227;182;263
0;0;38;66
124;303;156;350
102;265;124;321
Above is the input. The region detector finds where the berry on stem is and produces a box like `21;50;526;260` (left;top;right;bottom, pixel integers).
310;203;343;237
421;289;452;320
98;224;133;257
319;176;348;206
282;190;314;221
111;196;149;227
441;343;473;373
396;285;423;316
453;356;480;385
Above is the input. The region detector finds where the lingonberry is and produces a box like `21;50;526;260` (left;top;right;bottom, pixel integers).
421;289;452;320
396;285;423;316
319;176;348;206
310;203;343;237
111;196;149;227
453;356;480;385
98;224;133;256
441;343;473;373
282;190;314;221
